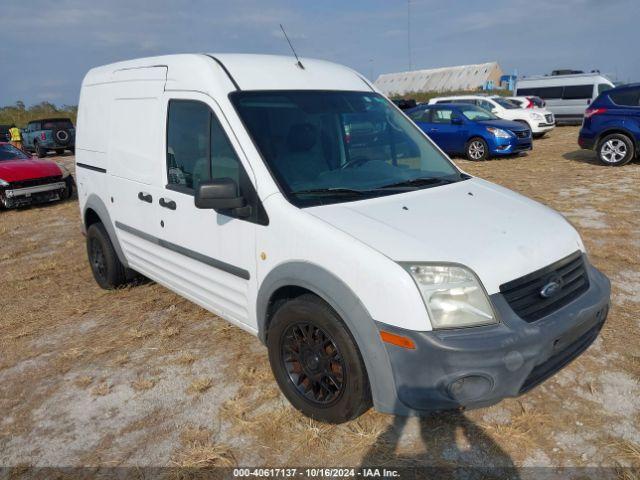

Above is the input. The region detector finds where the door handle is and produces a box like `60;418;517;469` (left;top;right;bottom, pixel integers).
138;192;152;203
429;128;438;132
159;197;176;210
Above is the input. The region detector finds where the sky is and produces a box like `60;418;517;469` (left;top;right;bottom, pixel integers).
1;0;638;106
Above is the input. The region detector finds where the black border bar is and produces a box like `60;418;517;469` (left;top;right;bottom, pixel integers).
115;221;250;280
76;163;106;173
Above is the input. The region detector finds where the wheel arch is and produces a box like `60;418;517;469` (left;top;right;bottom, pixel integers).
82;193;129;267
596;128;637;151
257;261;401;414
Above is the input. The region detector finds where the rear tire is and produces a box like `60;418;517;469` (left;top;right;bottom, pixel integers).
597;133;634;166
466;137;489;161
86;223;127;289
267;294;372;423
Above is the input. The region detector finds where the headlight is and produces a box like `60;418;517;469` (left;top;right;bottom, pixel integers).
531;112;544;121
0;178;8;187
403;264;497;329
57;163;70;178
486;127;511;139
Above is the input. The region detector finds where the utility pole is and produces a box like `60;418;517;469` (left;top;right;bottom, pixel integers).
407;0;412;71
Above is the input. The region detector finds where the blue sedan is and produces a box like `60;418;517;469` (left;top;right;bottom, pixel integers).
406;103;532;160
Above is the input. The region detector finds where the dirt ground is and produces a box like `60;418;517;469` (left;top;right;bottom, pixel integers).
1;127;639;477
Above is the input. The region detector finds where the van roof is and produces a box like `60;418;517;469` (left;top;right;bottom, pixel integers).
82;53;373;93
518;72;612;82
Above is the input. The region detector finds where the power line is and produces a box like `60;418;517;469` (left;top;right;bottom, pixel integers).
407;0;412;70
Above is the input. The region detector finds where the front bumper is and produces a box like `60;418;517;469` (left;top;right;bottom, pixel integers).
1;181;67;208
378;262;610;413
491;136;532;156
531;122;555;133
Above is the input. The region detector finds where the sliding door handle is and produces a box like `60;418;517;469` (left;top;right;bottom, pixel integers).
159;197;176;210
138;192;152;203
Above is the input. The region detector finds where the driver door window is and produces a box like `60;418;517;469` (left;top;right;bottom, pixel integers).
166;99;243;192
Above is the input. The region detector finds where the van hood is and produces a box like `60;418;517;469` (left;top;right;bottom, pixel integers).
306;178;584;294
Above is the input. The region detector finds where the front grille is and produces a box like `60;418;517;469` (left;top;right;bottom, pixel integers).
545;114;554;123
8;175;62;189
500;251;589;322
519;317;604;393
513;129;530;139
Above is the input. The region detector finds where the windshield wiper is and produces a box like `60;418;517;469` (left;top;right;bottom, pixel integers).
290;187;373;196
376;177;458;190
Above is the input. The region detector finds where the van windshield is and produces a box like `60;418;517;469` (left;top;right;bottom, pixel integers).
231;91;464;207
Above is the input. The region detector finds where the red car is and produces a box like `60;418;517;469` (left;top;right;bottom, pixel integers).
0;142;74;209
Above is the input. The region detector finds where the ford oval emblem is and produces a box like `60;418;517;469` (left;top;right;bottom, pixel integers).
540;274;563;298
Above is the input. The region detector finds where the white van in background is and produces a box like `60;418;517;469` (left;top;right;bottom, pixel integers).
515;72;614;124
76;54;610;423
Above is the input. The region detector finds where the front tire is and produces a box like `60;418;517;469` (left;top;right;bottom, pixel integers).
466;137;489;161
267;294;371;423
35;141;46;158
86;223;127;289
598;133;634;166
61;176;74;200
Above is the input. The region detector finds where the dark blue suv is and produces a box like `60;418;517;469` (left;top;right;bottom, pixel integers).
578;83;640;166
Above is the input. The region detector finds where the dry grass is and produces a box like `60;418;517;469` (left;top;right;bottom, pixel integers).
91;383;111;397
170;426;236;469
74;375;93;388
0;137;639;468
187;377;213;395
131;378;156;391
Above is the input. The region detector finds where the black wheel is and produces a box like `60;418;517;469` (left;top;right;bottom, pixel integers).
466;137;489;161
35;141;46;158
86;223;127;289
55;149;64;155
61;176;74;200
597;133;634;166
267;294;371;423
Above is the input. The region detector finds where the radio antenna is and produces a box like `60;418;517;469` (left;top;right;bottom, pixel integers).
280;24;304;70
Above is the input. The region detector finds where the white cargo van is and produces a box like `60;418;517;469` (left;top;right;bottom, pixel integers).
515;72;614;124
76;54;610;423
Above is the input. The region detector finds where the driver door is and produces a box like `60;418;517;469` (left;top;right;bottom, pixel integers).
154;91;259;331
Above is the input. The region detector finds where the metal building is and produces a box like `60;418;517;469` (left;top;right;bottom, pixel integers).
374;62;504;96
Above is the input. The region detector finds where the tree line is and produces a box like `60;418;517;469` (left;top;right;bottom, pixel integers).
0;101;78;128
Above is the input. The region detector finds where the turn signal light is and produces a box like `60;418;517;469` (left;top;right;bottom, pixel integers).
380;330;416;349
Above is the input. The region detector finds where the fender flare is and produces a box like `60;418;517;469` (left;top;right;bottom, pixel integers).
256;261;402;414
82;193;129;267
596;127;638;150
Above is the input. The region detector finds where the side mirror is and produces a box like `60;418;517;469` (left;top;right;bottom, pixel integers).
195;178;249;217
451;116;463;125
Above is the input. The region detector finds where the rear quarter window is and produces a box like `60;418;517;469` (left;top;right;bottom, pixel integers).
562;85;594;100
609;89;640;107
